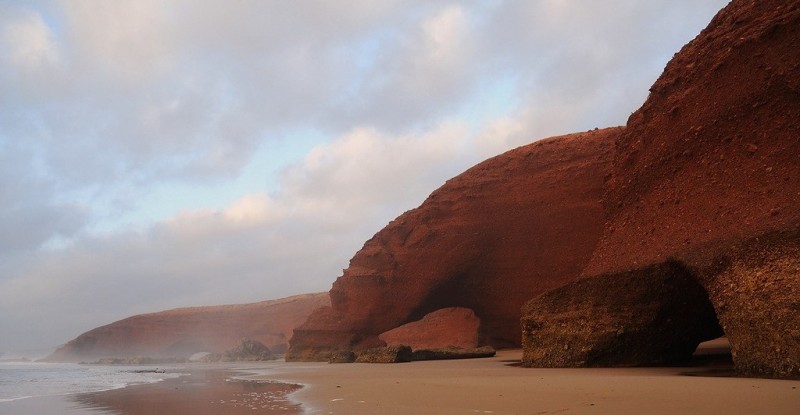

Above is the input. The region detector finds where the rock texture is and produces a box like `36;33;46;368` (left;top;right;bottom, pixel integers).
695;232;800;378
521;261;723;367
584;0;800;277
411;346;496;361
328;350;357;363
45;293;329;362
378;307;480;350
573;0;800;378
355;345;413;363
287;129;616;360
514;0;800;378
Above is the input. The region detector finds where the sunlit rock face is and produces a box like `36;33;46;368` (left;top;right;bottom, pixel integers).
44;293;329;362
287;128;617;361
585;0;800;276
578;0;800;378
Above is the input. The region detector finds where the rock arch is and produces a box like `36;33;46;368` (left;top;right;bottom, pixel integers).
521;260;724;367
695;233;800;378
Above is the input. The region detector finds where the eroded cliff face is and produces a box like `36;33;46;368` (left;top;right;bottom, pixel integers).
584;0;800;275
288;128;617;360
45;293;329;362
527;0;800;378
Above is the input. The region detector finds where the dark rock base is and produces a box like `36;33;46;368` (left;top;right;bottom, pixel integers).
522;261;722;367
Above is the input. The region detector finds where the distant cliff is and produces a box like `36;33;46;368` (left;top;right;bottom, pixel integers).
44;293;328;362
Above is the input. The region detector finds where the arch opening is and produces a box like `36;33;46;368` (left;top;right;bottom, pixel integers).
522;260;726;367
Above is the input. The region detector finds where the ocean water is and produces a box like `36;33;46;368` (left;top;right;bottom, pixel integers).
0;361;184;403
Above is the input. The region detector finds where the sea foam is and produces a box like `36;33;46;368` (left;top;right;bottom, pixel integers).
0;361;184;402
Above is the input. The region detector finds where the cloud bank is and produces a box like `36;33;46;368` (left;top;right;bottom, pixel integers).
0;0;727;352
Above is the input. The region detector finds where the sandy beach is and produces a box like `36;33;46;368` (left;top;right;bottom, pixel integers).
2;347;797;415
267;349;799;415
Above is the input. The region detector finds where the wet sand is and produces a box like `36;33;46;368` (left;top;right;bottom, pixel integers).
267;349;800;415
0;367;301;415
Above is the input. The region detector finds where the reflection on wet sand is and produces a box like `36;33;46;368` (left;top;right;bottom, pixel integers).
72;368;301;415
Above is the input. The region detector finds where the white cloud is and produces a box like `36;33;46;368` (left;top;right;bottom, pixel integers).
221;194;275;225
60;0;174;82
1;7;59;71
349;4;479;131
281;123;468;219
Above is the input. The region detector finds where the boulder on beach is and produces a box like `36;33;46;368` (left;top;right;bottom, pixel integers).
328;350;357;364
355;345;413;364
378;307;481;350
410;346;496;362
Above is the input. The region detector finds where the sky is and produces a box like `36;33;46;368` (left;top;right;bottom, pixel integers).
0;0;728;354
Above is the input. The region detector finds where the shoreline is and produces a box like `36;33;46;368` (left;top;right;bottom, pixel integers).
0;365;302;415
268;349;799;415
2;350;797;415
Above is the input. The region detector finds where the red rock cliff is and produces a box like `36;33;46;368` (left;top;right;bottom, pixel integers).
45;293;329;362
564;0;799;378
288;129;616;360
584;0;800;275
